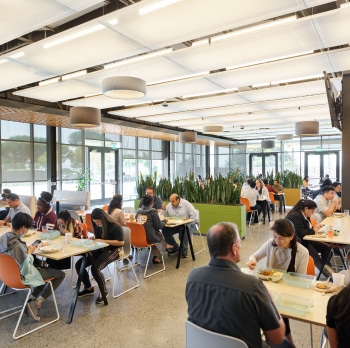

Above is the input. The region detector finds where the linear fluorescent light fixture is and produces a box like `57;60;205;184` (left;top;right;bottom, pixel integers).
182;87;238;99
43;19;118;49
212;16;296;43
0;51;26;65
148;71;209;86
104;48;173;70
340;2;350;8
192;39;209;47
39;77;60;86
139;0;181;15
61;70;87;81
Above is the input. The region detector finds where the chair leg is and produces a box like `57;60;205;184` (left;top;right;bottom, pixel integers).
193;225;205;255
12;281;59;339
144;247;165;279
112;258;139;298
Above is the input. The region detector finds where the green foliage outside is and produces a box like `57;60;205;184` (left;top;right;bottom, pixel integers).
76;168;91;191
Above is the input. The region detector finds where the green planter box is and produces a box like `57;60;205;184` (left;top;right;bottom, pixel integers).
134;200;246;239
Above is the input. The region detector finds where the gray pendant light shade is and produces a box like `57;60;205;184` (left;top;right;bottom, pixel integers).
295;121;319;136
70;106;101;128
203;125;224;134
179;131;197;143
102;76;146;99
261;140;275;149
276;134;293;140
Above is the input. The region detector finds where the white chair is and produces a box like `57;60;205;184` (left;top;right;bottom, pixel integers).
112;226;139;298
319;328;329;348
186;320;248;348
0;254;59;339
193;209;205;255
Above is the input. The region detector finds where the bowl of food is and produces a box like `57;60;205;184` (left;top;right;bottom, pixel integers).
257;268;285;282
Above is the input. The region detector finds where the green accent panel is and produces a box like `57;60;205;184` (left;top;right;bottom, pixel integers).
192;203;246;239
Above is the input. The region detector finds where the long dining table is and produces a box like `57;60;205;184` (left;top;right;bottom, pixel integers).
23;231;108;324
304;215;350;279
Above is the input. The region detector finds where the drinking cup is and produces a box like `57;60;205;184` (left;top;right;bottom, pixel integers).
332;273;345;286
42;225;48;233
344;209;349;219
65;232;72;244
80;206;85;213
327;229;334;239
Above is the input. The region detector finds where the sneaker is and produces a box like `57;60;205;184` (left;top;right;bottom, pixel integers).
168;248;179;256
95;292;108;304
78;288;94;297
181;250;188;258
27;300;40;322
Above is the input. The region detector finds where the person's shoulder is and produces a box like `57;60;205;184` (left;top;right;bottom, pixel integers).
297;242;308;254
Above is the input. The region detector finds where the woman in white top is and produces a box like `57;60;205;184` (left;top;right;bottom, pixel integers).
107;194;126;226
247;219;309;347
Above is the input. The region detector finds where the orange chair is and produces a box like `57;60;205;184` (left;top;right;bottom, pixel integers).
80;222;87;239
240;197;258;226
269;192;277;214
85;213;93;233
102;205;108;211
0;254;59;339
310;218;317;227
126;222;165;278
307;255;316;276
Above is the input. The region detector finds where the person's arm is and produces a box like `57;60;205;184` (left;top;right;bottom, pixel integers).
118;210;126;226
287;214;314;239
247;241;269;269
95;224;124;247
321;199;338;217
326;326;338;348
152;211;165;230
263;316;285;345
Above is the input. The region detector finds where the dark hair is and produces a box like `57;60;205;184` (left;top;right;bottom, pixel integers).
7;193;19;201
91;208;120;239
12;212;33;230
332;182;341;188
145;186;155;193
263;179;268;185
271;219;297;251
38;191;52;208
246;178;251;184
142;194;154;207
274;179;280;183
249;181;256;188
331;283;350;331
108;194;123;214
321;186;335;194
58;210;73;222
286;199;317;218
3;188;11;195
207;222;239;258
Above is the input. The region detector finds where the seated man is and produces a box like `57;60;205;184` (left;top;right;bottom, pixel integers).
138;186;164;211
186;222;287;348
273;180;285;214
314;186;341;222
241;181;261;223
162;193;198;258
0;193;31;225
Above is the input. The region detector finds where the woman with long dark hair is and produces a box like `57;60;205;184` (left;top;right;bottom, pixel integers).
326;281;350;347
286;199;333;278
76;208;124;304
247;219;309;347
107;194;126;226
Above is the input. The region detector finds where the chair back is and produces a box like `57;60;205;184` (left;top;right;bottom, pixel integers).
85;213;93;233
126;222;151;248
195;209;200;228
307;255;316;276
0;254;27;289
269;192;275;203
186;321;248;348
123;207;135;214
240;197;251;212
68;210;81;221
80;222;88;239
121;226;132;257
310;217;317;227
102;205;108;211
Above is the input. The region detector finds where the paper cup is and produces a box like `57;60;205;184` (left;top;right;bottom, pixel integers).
332;273;345;286
65;232;73;244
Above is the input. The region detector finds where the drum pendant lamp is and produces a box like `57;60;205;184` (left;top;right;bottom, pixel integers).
179;131;197;143
70;106;101;128
295;121;319;136
102;76;146;99
261;140;275;149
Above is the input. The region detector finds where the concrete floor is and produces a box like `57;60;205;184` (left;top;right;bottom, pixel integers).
0;210;326;347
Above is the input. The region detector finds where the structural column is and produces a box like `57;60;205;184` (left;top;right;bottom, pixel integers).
342;71;350;210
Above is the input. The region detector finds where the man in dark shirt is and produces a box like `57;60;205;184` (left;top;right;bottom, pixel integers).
186;222;286;348
138;186;164;211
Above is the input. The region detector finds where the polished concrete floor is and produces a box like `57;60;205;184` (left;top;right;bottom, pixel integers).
0;210;326;347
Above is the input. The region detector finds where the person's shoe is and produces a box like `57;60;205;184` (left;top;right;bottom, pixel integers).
27;300;40;322
78;288;94;297
181;250;188;258
95;292;108;304
168;248;179;256
152;256;161;264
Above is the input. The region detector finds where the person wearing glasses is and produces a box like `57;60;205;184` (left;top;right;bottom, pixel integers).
138;186;164;211
247;219;309;348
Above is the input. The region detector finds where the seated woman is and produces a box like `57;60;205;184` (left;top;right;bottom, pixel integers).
135;194;167;264
107;194;126;226
0;212;65;321
46;210;84;270
286;199;333;278
32;191;58;231
255;178;270;223
247;219;309;348
76;208;124;304
326;281;350;348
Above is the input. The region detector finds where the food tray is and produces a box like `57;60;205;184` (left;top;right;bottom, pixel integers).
284;272;315;288
71;239;106;250
39;231;61;240
274;293;313;316
256;268;285;282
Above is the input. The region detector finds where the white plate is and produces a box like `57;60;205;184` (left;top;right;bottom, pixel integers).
39;245;61;253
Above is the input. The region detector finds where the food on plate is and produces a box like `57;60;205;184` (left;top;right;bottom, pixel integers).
316;282;328;289
259;269;276;277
